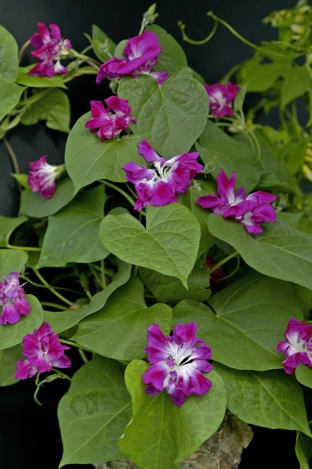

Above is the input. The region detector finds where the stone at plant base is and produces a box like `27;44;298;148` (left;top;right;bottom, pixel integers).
95;413;253;469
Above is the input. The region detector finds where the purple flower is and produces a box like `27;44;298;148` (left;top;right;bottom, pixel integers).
96;31;169;85
0;273;31;325
27;156;63;198
204;82;240;117
122;139;203;210
142;322;212;406
29;23;72;77
84;96;136;141
15;322;71;380
277;318;312;374
197;169;276;234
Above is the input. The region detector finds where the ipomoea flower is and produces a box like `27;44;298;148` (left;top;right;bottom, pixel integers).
197;169;276;234
142;322;213;406
277;318;312;374
27;156;64;198
15;322;71;380
84;96;136;141
96;31;168;85
29;23;72;77
122;139;203;210
204;82;240;117
0;272;31;325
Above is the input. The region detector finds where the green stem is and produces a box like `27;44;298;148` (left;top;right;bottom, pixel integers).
219;255;241;281
98;180;146;217
207;251;239;276
178;17;218;45
59;338;94;353
101;259;106;289
40;302;69;311
78;349;89;364
51;368;72;381
6;244;41;252
33;269;73;306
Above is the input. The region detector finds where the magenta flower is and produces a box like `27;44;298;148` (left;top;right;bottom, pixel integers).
96;31;168;85
197;169;276;234
27;156;64;198
122;139;203;210
204;82;240;117
29;23;72;77
142;322;212;407
0;273;31;325
15;322;71;380
277;318;312;374
84;96;136;141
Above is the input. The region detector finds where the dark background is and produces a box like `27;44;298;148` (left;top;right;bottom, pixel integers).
0;1;304;468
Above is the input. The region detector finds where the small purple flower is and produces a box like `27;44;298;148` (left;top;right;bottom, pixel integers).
122;139;203;210
29;23;72;77
197;169;276;234
277;318;312;374
96;31;169;85
84;96;136;141
15;322;71;380
142;322;212;406
0;273;31;325
27;156;63;198
204;82;240;117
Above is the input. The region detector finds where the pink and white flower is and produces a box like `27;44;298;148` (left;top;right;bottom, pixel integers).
277;318;312;374
197;169;276;234
142;322;212;406
84;96;136;141
27;156;63;198
0;272;31;325
204;82;240;117
15;322;71;380
29;23;72;77
122;139;203;210
96;31;168;85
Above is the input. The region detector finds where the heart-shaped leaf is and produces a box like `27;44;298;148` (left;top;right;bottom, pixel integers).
0;249;28;277
100;204;200;287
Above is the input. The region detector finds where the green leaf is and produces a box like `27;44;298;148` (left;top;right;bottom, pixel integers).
58;355;131;467
281;64;310;110
148;25;187;73
119;360;226;469
140;266;211;303
208;214;312;290
214;363;311;436
197;120;263;192
0;25;18;81
296;365;312;389
238;55;289;92
179;183;216;258
118;67;208;157
0;344;24;386
0;249;28;277
0;77;25;120
20;88;70;132
172;271;303;371
73;277;172;360
100;204;200;287
0;295;43;350
65;113;143;191
296;422;312;469
15;65;67;88
0;215;27;246
90;25;116;63
19;178;75;218
37;186;109;268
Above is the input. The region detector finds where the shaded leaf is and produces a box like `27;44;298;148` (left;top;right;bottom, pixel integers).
0;215;27;246
0;249;28;277
16;66;67;88
296;422;312;469
91;25;116;63
148;24;187;73
0;25;18;81
0;77;25;120
0;344;24;386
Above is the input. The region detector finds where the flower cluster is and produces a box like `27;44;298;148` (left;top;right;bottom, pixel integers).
29;23;72;77
123;140;203;210
142;322;212;406
15;322;71;380
197;169;276;234
85;96;136;141
96;31;168;85
0;273;31;325
277;318;312;374
204;82;240;117
27;156;63;198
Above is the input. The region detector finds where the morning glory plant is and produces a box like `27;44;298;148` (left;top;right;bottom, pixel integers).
1;2;312;468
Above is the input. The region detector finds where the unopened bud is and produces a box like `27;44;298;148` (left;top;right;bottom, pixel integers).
202;157;216;175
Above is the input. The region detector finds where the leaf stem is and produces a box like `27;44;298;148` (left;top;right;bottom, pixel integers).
59;338;94;353
33;269;73;306
40;302;69;311
207;251;239;276
6;244;41;252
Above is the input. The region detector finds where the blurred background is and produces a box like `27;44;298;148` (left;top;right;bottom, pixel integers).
0;1;301;468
